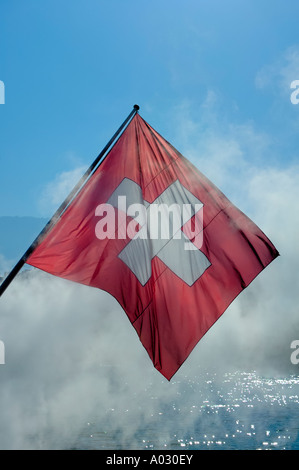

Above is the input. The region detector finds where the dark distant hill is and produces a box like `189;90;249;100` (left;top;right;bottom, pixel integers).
0;216;47;266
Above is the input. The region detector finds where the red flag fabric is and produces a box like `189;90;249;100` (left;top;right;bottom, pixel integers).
27;114;279;380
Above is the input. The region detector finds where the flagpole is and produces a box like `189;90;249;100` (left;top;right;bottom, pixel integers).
0;104;140;297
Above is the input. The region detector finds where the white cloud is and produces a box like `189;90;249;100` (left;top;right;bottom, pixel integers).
169;94;274;213
0;254;14;276
255;45;299;97
38;166;87;217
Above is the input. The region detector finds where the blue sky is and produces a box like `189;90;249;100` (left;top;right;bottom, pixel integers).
0;0;299;218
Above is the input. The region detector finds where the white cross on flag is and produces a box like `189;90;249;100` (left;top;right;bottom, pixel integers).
27;113;279;380
105;178;211;286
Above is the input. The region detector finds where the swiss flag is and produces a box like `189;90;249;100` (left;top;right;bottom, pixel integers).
27;114;279;380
